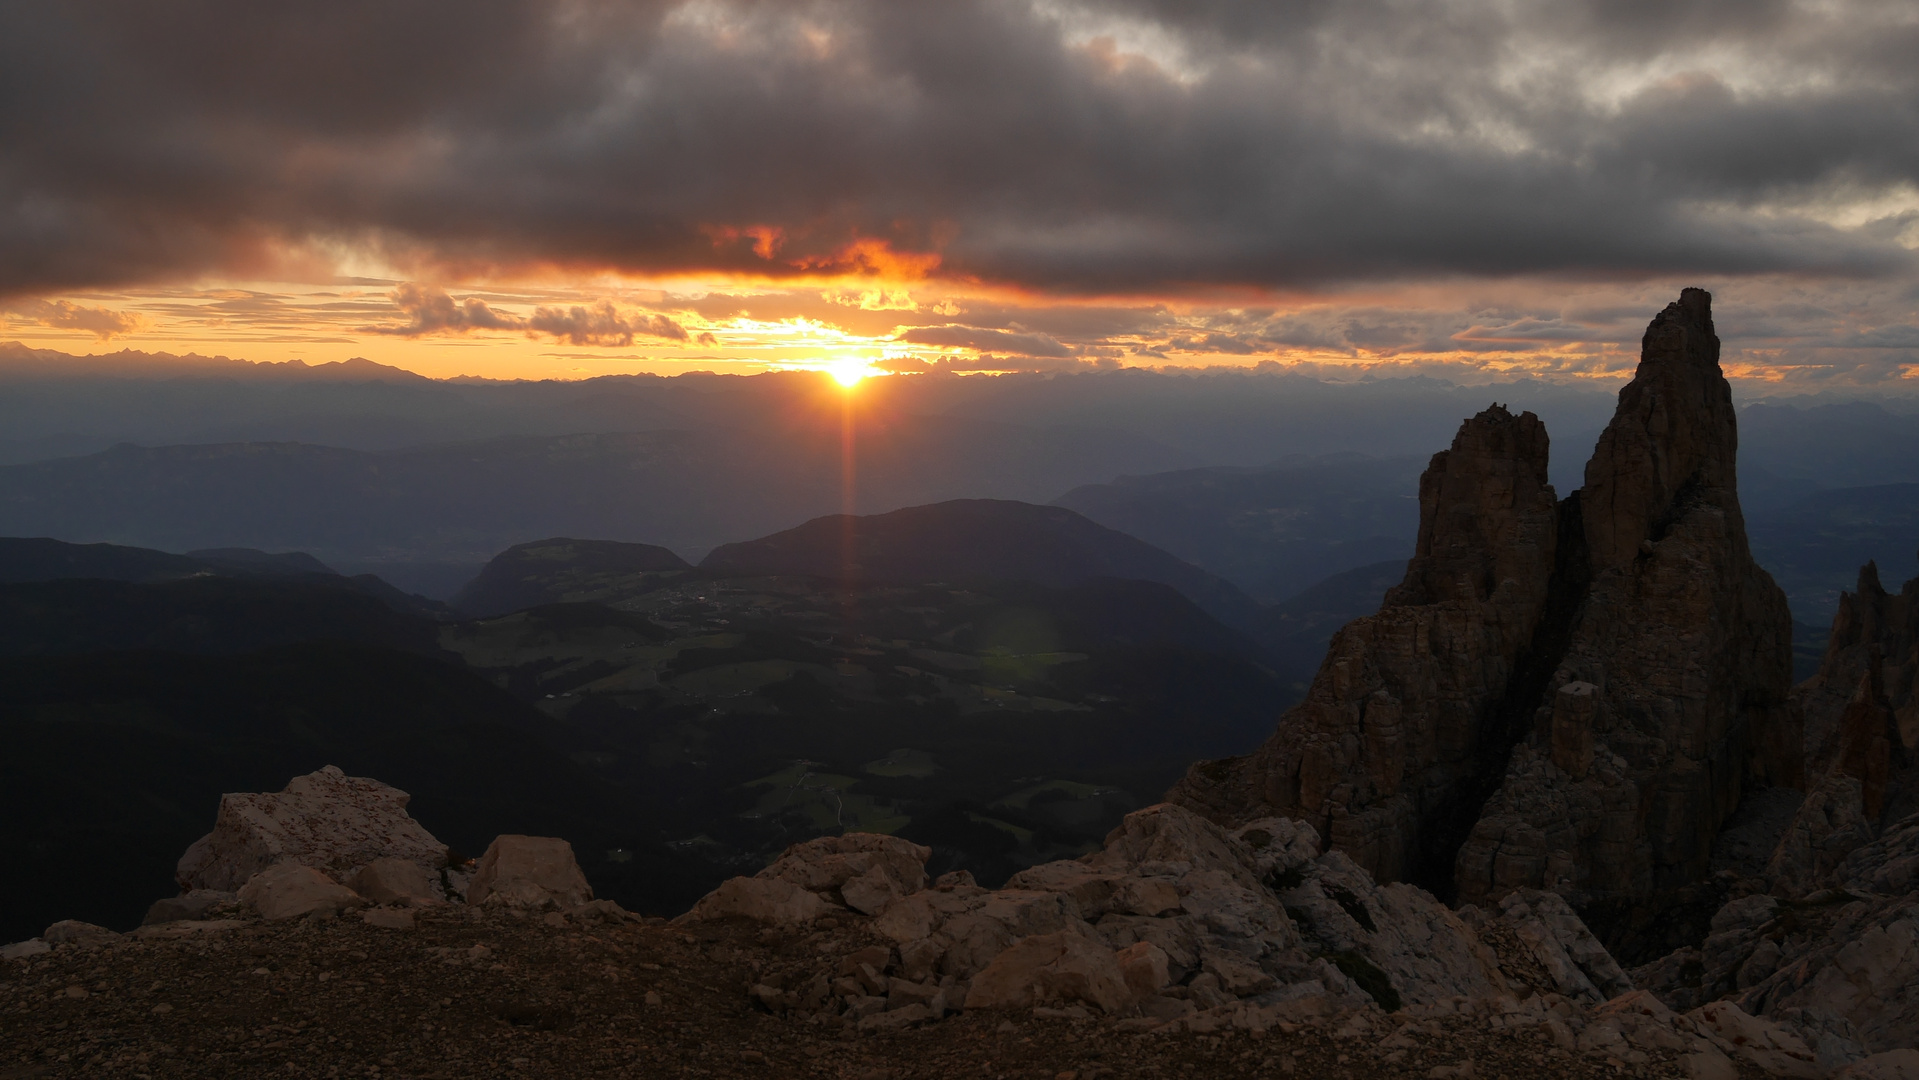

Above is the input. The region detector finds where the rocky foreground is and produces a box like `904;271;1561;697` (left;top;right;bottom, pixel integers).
0;902;1773;1080
6;762;1916;1080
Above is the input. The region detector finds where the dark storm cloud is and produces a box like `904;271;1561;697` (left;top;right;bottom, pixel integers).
1;0;1915;298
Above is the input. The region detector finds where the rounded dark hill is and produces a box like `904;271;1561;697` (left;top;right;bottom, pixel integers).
699;499;1262;629
453;537;692;617
0;535;206;583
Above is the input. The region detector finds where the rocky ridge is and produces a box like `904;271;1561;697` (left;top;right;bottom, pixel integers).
1171;289;1801;952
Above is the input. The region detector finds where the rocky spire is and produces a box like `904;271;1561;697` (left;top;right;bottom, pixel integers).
1580;288;1741;571
1169;404;1562;889
1173;290;1803;956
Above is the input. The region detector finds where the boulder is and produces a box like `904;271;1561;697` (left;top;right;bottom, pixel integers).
142;889;235;925
1;939;50;960
238;863;364;920
755;833;930;915
1116;941;1171;1000
963;931;1130;1014
686;877;832;926
42;920;120;945
352;856;445;905
466;835;592;910
175;766;452;895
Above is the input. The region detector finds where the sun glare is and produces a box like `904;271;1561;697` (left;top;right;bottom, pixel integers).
827;358;877;387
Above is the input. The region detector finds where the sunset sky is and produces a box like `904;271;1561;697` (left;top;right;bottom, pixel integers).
3;1;1916;388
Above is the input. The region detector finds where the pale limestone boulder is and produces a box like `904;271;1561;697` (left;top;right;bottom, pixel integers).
1492;888;1633;1002
352;857;444;905
687;877;832;926
755;833;930;915
964;931;1130;1014
1116;941;1171;1000
466;835;592;910
176;766;450;894
1229;817;1320;885
2;938;51;960
238;863;364;920
1275;849;1508;1007
42;920;121;945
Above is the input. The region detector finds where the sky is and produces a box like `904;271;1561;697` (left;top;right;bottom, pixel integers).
1;0;1917;388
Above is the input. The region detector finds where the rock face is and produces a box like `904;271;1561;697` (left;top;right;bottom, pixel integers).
1460;290;1798;924
1625;562;1919;1069
176;766;454;895
687;804;1633;1026
1173;290;1800;940
1171;403;1562;888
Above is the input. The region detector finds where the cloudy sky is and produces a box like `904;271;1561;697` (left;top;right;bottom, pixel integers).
2;0;1916;387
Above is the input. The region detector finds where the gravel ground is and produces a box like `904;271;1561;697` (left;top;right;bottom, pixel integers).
1;907;1743;1079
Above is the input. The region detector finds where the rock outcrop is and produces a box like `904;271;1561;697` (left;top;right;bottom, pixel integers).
1629;563;1919;1066
686;804;1635;1028
1173;290;1801;943
465;835;594;911
1460;290;1798;927
1170;403;1563;888
175;765;458;897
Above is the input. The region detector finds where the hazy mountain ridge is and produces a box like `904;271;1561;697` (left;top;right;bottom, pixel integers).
700;499;1263;631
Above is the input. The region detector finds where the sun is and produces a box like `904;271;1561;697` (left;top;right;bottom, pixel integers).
826;358;877;387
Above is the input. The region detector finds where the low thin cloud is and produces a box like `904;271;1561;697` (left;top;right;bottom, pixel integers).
364;283;525;336
364;285;689;346
529;302;687;346
4;299;142;339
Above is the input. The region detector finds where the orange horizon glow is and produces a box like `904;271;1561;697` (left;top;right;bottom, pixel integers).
2;270;1914;391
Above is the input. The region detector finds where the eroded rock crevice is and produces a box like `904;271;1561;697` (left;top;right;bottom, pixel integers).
1418;490;1593;903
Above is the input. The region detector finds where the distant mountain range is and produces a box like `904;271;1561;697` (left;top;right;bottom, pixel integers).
1054;454;1426;603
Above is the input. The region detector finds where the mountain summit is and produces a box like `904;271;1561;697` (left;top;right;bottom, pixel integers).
1172;290;1800;954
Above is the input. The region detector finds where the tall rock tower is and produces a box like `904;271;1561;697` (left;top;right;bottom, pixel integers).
1172;289;1800;937
1454;289;1799;917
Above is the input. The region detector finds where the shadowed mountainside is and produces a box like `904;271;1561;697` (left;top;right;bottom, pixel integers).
453;537;691;617
699;499;1262;630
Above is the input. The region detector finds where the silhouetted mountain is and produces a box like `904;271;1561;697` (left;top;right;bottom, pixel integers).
0;535;450;620
0;577;452;659
1053;454;1425;602
700;499;1262;629
0;536;205;584
453;537;691;617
